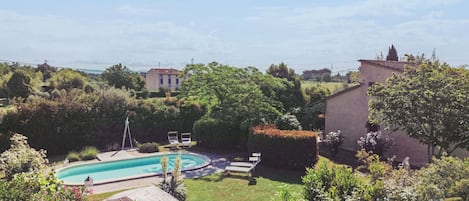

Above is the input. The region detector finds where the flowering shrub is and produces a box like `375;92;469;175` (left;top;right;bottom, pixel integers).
0;133;48;180
0;171;87;201
274;113;302;130
357;131;393;156
323;130;344;156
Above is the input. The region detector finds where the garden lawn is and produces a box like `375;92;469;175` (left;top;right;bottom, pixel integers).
185;166;304;201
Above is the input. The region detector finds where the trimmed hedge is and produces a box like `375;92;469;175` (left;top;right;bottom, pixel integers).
193;118;241;149
248;125;318;170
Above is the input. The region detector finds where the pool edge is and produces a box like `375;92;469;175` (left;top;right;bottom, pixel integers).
56;151;212;186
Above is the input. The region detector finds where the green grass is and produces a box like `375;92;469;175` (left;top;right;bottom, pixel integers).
185;166;304;201
85;155;369;201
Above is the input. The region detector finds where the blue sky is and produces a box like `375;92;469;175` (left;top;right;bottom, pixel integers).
1;0;468;72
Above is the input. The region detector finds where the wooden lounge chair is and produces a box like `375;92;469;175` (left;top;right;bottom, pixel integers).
167;131;179;149
180;132;192;148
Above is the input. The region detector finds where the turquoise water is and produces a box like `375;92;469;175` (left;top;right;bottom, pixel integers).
57;153;209;184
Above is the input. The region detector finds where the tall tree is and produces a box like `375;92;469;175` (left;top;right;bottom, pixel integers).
368;60;469;159
386;45;398;61
267;63;304;110
101;64;145;90
6;70;33;98
179;62;281;123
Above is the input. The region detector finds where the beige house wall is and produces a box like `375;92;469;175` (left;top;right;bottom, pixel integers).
325;60;429;166
145;71;183;91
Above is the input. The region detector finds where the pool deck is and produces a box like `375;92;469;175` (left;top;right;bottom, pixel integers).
57;150;232;195
104;185;177;201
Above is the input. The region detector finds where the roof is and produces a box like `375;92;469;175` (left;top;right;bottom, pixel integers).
147;68;180;75
358;60;415;72
325;83;362;100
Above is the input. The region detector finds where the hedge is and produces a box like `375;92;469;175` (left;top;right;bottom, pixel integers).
248;125;318;170
193;118;241;149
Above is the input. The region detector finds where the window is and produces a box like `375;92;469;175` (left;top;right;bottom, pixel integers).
160;78;163;84
176;78;179;84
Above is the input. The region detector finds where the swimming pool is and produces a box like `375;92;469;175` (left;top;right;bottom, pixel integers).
57;152;211;185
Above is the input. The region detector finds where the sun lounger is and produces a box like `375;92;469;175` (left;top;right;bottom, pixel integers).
230;156;261;167
180;132;192;148
225;153;261;180
167;131;179;149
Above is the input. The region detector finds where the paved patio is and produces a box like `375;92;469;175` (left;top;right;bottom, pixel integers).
104;186;177;201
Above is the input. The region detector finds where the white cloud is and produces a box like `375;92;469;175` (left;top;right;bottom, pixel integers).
117;4;158;15
0;9;231;70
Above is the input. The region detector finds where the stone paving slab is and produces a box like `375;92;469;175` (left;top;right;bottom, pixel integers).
104;185;177;201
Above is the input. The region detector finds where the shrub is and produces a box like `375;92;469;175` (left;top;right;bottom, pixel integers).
275;113;302;130
137;142;159;153
357;131;393;157
66;151;81;162
0;171;86;201
323;130;344;156
416;156;469;200
0;134;47;180
248;125;318;170
160;156;186;201
79;146;98;160
302;160;365;200
193;118;241;149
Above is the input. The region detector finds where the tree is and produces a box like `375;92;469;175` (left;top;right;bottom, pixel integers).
345;71;360;83
386;45;398;61
368;60;469;158
37;62;57;81
49;69;88;90
101;64;144;90
179;62;281;123
266;63;304;110
6;70;33;98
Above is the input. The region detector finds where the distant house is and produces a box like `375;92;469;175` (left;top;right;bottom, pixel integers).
301;68;331;81
145;68;183;91
325;59;430;166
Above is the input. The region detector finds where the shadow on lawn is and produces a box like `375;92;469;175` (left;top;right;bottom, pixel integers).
254;166;304;185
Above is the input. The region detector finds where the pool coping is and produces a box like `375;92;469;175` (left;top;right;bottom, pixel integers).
56;151;211;186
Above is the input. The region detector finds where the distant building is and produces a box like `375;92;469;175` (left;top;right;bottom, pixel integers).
301;68;331;81
145;68;183;91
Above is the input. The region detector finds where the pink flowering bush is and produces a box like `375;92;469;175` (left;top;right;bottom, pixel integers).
323;130;344;156
357;131;393;157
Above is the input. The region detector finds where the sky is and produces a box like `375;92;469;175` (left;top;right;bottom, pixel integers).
1;0;468;73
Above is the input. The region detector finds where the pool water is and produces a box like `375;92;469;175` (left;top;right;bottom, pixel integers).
57;153;210;185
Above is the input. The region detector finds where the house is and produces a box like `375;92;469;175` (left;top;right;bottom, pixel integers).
145;68;183;91
325;59;430;166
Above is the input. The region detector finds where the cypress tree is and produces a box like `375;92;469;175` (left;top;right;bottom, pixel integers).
386;45;398;61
